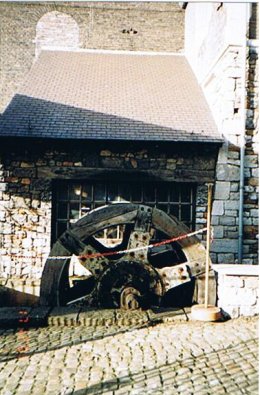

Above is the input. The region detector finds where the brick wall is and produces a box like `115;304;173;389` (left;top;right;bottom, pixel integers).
0;140;218;280
0;2;184;113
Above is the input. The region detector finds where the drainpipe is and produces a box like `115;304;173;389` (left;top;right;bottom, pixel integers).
238;4;250;264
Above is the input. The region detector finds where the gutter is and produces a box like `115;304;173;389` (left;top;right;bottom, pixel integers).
238;4;250;264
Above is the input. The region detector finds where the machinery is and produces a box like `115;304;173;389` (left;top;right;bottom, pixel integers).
40;203;209;309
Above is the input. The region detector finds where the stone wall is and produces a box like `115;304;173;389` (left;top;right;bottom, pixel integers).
0;2;184;113
0;140;218;281
185;3;247;84
244;43;259;264
203;45;245;264
208;43;258;265
185;3;259;265
214;265;259;318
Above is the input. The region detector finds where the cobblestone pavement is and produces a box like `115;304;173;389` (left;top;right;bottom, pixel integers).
0;315;258;395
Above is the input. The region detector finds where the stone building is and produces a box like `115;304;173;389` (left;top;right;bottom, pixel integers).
184;2;259;317
0;2;258;314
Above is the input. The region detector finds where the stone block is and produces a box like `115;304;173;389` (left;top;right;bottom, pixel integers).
244;155;258;168
219;216;236;226
248;177;259;186
0;223;12;235
230;182;239;192
238;288;258;306
251;168;259;177
244;225;258;239
212;201;224;215
211;216;219;225
22;239;32;248
11;196;27;208
213;226;224;238
245;185;255;193
230;192;239;201
196;206;206;213
243;276;259;289
224;275;244;287
216;164;240;181
100;150;111;157
214;181;230;200
243;258;256;265
225;200;239;210
196;218;206;224
247;193;258;201
0;183;7;191
228;151;239;159
21;162;34;168
244;168;251;178
218;286;238;302
243;245;250;254
228;159;240;166
250;209;258;217
217;253;235;264
211;239;237;253
239;305;258;317
243;218;252;225
225;210;237;217
226;231;239;239
217;144;228;164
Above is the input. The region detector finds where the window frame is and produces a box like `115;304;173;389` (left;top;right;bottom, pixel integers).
51;179;197;245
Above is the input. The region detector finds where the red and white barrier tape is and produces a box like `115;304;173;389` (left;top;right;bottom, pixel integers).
46;227;208;261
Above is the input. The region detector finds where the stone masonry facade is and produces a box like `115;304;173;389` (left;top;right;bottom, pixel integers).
185;3;259;265
203;45;258;265
207;44;258;265
0;141;217;282
215;265;259;318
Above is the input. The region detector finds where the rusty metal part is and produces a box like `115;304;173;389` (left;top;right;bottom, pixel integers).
120;287;141;310
157;264;191;292
96;260;164;309
40;203;213;307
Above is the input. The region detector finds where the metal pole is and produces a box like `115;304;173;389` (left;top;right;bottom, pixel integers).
205;183;213;309
238;3;249;264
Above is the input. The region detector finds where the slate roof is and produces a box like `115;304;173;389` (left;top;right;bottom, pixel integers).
0;50;222;143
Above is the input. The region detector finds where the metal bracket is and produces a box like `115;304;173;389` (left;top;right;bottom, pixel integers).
134;205;153;232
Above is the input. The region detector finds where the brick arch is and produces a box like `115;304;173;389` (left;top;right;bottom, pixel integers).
35;11;79;57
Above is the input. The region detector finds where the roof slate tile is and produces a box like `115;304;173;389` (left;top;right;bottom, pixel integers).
0;50;222;143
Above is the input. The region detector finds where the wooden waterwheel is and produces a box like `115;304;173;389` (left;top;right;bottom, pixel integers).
40;203;211;308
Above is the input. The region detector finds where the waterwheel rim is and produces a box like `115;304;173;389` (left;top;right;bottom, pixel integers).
40;203;208;307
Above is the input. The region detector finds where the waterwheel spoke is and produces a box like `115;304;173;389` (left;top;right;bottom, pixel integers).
40;203;210;307
85;223;133;259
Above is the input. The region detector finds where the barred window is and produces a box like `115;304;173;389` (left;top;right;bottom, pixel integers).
52;180;196;244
